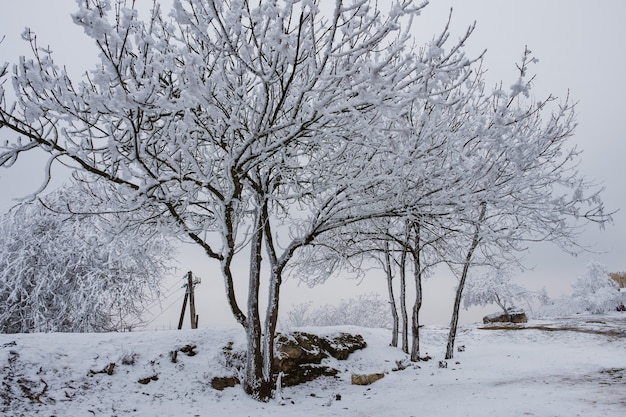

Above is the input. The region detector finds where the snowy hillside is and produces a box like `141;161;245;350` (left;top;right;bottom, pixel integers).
1;314;625;417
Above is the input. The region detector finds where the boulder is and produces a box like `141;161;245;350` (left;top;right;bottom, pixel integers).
211;376;240;391
274;332;327;372
351;373;384;385
483;308;528;324
320;333;367;360
274;331;367;387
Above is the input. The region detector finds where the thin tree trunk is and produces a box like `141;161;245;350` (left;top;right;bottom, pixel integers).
410;266;422;361
221;204;246;326
410;224;422;362
263;201;281;394
445;203;487;360
399;243;409;354
384;242;399;347
263;271;280;389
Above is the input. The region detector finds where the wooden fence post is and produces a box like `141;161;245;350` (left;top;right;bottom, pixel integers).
178;271;199;330
187;271;198;329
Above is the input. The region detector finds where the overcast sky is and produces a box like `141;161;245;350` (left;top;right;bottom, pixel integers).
1;1;624;327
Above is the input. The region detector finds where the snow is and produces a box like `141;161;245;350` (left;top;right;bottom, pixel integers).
2;314;625;416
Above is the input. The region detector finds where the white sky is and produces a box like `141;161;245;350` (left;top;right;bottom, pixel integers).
0;0;624;327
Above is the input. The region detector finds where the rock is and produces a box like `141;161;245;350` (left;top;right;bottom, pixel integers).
137;374;158;385
274;332;337;387
211;376;240;390
320;333;367;360
273;331;367;387
351;373;384;385
274;332;327;373
212;331;368;390
178;344;197;356
280;365;339;387
483;308;528;324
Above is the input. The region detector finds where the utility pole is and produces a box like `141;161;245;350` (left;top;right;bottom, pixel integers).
177;271;200;330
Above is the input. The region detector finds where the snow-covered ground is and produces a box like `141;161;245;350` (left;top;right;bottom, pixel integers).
1;313;625;417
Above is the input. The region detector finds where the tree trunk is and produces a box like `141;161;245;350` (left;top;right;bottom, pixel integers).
221;205;247;327
399;244;409;354
242;205;273;401
410;225;422;362
263;273;280;391
262;202;281;395
445;203;487;360
409;270;422;361
384;242;399;347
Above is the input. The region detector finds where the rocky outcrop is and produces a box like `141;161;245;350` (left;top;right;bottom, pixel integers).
320;333;367;360
212;331;367;390
274;332;366;387
483;308;528;324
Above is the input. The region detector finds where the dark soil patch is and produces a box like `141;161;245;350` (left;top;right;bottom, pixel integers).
479;324;626;338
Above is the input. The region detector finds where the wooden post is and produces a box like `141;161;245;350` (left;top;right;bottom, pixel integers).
187;271;198;329
177;291;189;330
178;271;200;330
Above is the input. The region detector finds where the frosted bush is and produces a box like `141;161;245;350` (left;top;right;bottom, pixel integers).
571;261;621;314
0;188;175;333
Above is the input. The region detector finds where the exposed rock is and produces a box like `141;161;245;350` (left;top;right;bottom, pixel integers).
351;373;384;385
320;333;367;360
178;344;198;356
137;374;158;385
211;331;367;390
483;308;528;324
274;331;366;387
280;365;339;387
274;332;327;373
211;376;240;391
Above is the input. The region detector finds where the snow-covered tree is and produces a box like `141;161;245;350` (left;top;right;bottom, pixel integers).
570;261;621;314
443;49;610;359
0;0;478;400
463;266;545;314
0;186;174;333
